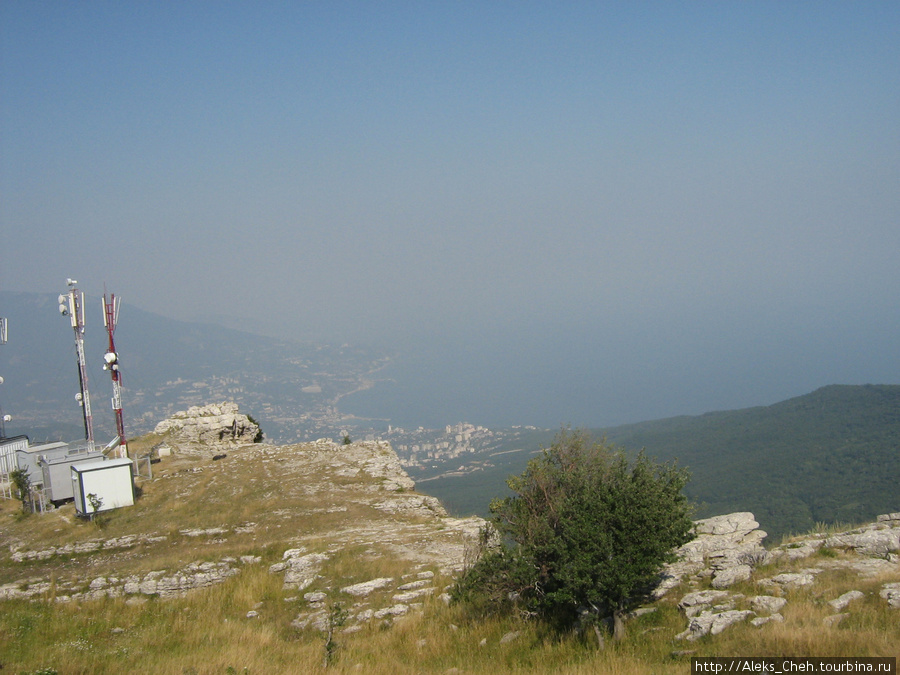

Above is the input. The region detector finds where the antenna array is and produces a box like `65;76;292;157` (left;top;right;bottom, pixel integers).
102;291;128;458
59;279;95;451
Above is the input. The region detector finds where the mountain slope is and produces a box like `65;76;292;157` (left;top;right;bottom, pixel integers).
416;386;900;541
601;384;900;537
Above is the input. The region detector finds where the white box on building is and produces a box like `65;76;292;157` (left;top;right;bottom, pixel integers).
71;458;135;516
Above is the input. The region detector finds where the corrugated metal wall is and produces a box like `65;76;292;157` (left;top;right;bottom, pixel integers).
0;436;29;475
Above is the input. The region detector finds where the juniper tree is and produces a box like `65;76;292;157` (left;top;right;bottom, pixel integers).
453;428;693;641
10;468;31;512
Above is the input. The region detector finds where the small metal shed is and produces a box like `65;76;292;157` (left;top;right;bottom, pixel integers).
40;450;104;503
0;435;29;474
15;441;71;484
71;457;135;516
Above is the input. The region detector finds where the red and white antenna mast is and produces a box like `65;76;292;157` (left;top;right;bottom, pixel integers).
102;289;128;458
59;279;94;451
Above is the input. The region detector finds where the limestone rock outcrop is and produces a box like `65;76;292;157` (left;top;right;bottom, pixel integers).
656;512;768;596
668;510;900;642
676;608;754;641
153;402;260;446
0;557;255;602
823;513;900;557
764;512;900;568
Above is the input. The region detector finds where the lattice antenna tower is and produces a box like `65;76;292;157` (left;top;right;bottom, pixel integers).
58;279;94;450
0;314;9;438
102;290;128;458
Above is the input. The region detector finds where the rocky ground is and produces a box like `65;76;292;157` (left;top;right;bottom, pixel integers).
656;511;900;641
0;405;486;632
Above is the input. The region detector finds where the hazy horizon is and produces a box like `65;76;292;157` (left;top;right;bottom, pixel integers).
2;3;899;429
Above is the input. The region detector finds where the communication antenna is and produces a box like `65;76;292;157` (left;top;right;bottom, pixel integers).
59;279;94;450
102;290;128;458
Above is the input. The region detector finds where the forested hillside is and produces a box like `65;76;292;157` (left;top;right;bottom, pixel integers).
417;386;900;541
603;384;900;539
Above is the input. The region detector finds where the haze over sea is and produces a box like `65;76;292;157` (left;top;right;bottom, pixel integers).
2;4;899;431
340;298;900;431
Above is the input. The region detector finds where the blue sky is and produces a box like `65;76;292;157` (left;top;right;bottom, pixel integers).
2;2;899;427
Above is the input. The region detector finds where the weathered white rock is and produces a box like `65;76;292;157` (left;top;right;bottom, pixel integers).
335;441;416;490
711;564;753;589
771;539;825;562
829;590;864;611
880;582;900;609
154;402;260;446
372;495;446;516
695;513;759;537
11;533;164;562
825;527;900;558
393;587;434;603
832;557;900;577
123;562;241;598
759;570;821;588
751;613;784;627
276;552;330;591
678;590;731;618
676;609;755;641
181;527;228;537
292;610;329;631
373;603;409;619
749;595;787;614
659;512;768;597
341;577;394;597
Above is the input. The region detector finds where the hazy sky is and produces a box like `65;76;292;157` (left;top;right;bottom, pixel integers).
2;2;899;427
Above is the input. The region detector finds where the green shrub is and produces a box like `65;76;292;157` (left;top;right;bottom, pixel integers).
453;428;693;640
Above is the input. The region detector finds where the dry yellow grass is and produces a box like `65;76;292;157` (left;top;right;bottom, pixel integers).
2;568;898;674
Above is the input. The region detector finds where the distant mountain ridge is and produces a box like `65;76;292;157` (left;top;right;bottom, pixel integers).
0;291;389;443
